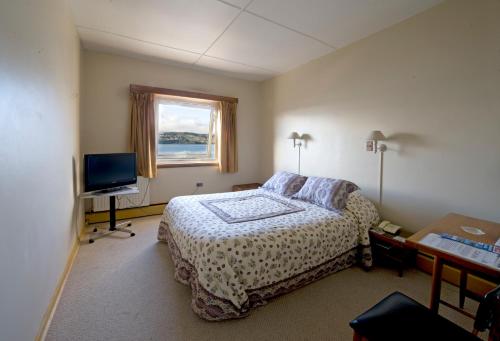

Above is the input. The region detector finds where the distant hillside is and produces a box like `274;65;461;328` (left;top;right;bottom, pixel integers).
159;132;208;144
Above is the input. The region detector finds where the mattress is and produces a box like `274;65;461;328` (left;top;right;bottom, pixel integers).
158;189;379;320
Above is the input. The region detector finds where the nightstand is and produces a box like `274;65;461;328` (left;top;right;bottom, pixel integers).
369;228;416;277
232;183;261;191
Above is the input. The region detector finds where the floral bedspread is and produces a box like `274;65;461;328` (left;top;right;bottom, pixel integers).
158;189;379;309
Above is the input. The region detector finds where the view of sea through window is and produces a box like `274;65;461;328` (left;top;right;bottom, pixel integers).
157;99;217;161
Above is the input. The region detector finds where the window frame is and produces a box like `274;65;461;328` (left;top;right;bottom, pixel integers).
129;85;238;169
155;94;219;167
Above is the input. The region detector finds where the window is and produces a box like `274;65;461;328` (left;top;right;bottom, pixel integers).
155;95;218;165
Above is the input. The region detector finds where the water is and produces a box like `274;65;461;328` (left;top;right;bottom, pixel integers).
158;144;215;158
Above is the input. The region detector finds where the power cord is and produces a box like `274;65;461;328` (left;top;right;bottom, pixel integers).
74;195;84;243
117;178;151;209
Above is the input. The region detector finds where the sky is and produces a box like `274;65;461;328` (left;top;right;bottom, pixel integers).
158;104;211;134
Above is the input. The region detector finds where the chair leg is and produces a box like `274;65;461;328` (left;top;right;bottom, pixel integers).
459;270;467;308
488;302;500;341
353;331;364;341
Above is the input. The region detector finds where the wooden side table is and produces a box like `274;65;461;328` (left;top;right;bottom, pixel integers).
369;229;417;277
232;183;261;192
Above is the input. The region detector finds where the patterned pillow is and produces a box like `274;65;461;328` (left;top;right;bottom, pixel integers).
261;171;307;197
292;176;359;211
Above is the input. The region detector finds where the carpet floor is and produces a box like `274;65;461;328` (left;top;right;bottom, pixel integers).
46;216;484;341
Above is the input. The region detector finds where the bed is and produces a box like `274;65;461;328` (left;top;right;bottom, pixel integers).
157;188;379;320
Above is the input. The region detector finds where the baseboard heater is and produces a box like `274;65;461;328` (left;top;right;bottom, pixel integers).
92;176;150;212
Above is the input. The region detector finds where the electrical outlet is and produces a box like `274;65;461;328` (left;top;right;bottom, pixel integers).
196;182;204;188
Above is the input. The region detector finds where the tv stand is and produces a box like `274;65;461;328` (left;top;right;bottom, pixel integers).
80;186;140;243
94;186;128;194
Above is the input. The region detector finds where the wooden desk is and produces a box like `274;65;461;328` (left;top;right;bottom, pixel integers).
407;213;500;315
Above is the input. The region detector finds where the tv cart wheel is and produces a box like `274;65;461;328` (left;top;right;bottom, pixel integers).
89;239;94;244
131;233;135;237
93;228;98;232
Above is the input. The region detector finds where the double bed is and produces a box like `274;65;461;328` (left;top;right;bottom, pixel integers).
157;187;379;321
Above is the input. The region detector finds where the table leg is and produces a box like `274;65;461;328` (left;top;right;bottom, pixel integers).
430;256;443;313
459;270;467;308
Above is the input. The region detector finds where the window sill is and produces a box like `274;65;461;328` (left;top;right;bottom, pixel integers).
157;161;218;168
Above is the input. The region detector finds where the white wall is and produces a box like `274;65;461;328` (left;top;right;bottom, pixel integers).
81;51;263;204
0;1;81;340
261;0;500;232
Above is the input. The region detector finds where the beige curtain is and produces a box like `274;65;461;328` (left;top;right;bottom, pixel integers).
130;92;157;178
218;101;238;173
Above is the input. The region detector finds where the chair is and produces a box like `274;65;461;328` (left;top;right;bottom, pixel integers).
350;286;500;341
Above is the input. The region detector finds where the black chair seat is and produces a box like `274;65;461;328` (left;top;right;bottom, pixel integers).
350;291;481;341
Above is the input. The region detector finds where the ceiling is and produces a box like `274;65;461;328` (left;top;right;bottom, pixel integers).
70;0;443;82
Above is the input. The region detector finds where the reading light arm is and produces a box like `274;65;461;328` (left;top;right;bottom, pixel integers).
288;132;303;175
366;131;387;207
378;145;386;206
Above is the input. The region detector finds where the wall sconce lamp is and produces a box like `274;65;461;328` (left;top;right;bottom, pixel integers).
366;130;387;154
288;132;303;175
366;130;387;207
288;132;301;148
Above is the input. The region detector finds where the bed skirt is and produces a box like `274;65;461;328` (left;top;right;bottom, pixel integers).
158;221;370;321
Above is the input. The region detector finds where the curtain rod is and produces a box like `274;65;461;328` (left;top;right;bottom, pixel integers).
129;84;238;103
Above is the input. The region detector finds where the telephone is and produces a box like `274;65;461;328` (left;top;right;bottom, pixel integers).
378;220;402;235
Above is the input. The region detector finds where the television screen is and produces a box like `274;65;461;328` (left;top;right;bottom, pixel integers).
84;153;137;192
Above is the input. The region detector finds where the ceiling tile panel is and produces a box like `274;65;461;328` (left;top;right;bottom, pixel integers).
206;12;333;73
78;27;200;64
70;0;240;53
247;0;443;48
196;56;277;81
71;0;444;81
217;0;253;9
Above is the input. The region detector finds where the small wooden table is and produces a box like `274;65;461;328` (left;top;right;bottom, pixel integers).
407;213;500;315
369;229;416;277
232;183;261;192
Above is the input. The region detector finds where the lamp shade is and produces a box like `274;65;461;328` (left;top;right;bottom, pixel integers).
367;130;386;141
288;132;300;139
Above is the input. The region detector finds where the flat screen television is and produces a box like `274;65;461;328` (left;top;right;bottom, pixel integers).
84;153;137;192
